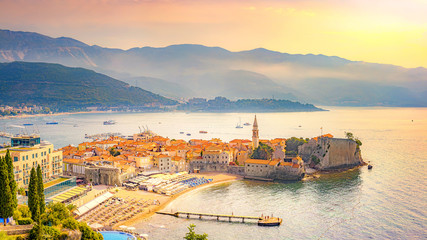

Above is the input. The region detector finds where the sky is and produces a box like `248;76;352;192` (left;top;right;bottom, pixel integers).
0;0;426;68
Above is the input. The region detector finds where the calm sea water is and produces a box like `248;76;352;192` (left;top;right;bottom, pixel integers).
1;107;426;239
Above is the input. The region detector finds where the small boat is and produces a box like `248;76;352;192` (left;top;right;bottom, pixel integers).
368;164;373;169
23;123;33;126
298;125;302;127
46;121;58;125
199;131;208;134
73;124;78;127
186;133;191;136
180;132;184;134
243;122;251;126
258;217;282;226
236;117;243;128
103;120;116;125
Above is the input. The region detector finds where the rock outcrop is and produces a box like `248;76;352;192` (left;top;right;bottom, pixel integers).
298;137;363;170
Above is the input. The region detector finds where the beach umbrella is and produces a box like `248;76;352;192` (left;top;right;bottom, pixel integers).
119;225;128;229
127;227;136;230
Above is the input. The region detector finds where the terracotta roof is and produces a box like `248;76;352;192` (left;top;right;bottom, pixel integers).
245;159;270;165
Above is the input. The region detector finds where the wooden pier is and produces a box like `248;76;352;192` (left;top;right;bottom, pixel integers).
157;211;262;223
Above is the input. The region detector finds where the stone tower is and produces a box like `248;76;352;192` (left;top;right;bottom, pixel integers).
252;115;259;149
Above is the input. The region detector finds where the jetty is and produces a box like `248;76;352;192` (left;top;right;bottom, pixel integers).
157;211;277;224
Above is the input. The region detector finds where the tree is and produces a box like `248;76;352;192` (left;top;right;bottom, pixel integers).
184;224;208;240
5;150;17;209
36;165;45;215
250;142;273;160
0;157;13;226
285;137;308;156
345;132;362;146
28;167;40;222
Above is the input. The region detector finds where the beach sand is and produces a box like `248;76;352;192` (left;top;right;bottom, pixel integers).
114;172;242;228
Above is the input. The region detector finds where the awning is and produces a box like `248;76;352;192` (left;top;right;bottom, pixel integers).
74;191;114;216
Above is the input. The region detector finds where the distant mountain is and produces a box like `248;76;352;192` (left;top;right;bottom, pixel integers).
0;62;176;110
1;29;426;106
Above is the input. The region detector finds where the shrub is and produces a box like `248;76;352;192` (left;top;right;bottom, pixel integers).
17;217;33;225
311;155;320;165
17;205;31;218
42;202;70;226
13;209;22;220
42;225;61;239
59;232;69;240
79;222;104;240
62;217;79;230
29;224;42;240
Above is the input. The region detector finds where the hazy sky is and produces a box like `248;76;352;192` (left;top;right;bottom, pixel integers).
1;0;426;68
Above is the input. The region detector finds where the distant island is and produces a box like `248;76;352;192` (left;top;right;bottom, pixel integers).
177;97;324;112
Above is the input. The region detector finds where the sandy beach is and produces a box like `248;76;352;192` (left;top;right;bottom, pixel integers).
113;173;242;229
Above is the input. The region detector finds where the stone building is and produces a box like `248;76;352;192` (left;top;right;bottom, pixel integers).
298;137;363;169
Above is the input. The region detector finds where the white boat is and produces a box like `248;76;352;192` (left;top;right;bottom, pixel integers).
236;118;243;128
103;120;116;125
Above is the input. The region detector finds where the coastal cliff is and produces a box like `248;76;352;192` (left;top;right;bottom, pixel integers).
298;137;363;170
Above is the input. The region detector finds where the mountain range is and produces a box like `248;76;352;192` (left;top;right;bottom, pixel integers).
1;29;426;106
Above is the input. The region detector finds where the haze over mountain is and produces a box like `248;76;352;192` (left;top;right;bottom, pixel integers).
0;61;176;110
1;29;426;106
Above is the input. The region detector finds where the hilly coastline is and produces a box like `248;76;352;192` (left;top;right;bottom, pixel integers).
1;29;426;107
0;61;177;111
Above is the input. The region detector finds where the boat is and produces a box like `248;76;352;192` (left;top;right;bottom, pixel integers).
46;121;58;125
368;164;373;169
199;131;208;134
180;132;184;134
73;124;78;127
23;123;34;126
186;133;191;136
236;118;243;128
243;122;251;126
103;120;116;125
258;217;282;226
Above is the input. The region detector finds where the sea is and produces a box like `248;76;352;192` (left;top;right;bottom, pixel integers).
1;107;426;239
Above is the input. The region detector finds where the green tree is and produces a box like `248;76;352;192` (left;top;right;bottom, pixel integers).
345;132;362;146
28;167;40;222
285;137;308;156
250;142;273;160
184;224;208;240
5;150;17;209
36;165;45;215
0;157;13;226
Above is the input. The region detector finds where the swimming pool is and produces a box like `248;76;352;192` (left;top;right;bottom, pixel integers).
100;231;136;240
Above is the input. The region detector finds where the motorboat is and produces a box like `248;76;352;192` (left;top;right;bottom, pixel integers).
103;120;116;125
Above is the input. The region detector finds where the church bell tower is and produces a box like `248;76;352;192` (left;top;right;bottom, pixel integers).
252;115;259;149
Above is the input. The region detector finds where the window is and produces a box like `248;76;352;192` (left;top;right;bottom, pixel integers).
32;154;34;158
26;156;28;160
22;156;25;161
14;157;18;162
